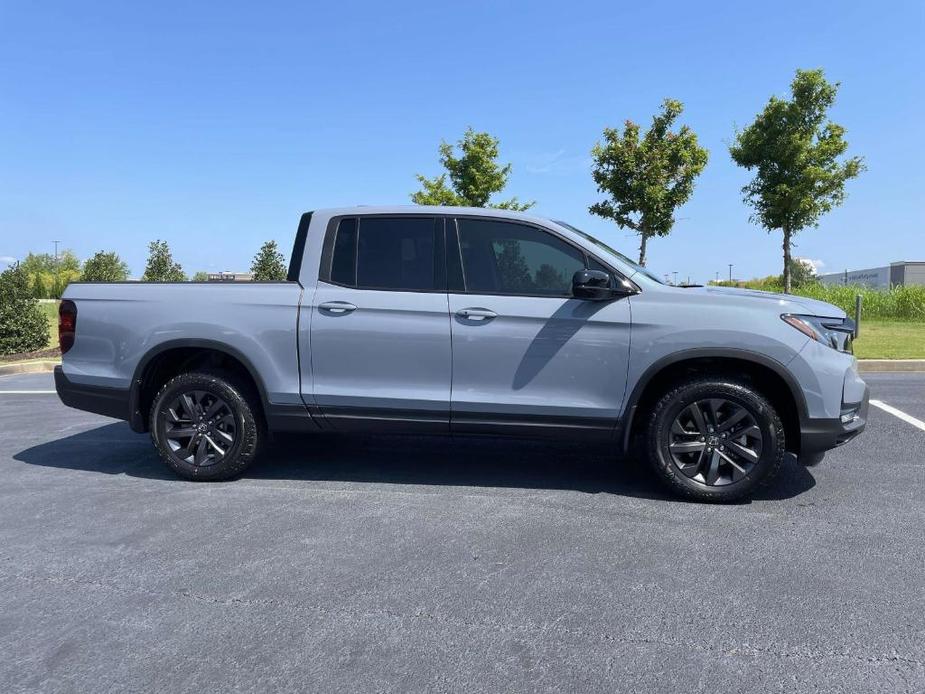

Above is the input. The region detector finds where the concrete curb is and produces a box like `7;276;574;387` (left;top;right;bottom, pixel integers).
0;360;60;376
857;359;925;373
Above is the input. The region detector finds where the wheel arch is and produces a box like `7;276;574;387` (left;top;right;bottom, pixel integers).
129;339;269;433
620;348;807;456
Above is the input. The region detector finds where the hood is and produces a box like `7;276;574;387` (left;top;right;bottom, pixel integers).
692;285;847;318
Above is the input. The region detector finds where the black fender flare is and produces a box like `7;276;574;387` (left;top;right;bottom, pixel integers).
619;347;809;453
128;338;271;432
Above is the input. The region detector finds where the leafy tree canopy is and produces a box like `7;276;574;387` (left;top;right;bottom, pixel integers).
785;258;818;289
21;250;80;275
412;128;533;211
589;99;708;266
729;68;864;292
191;271;210;282
142;240;186;282
82;251;130;282
250;240;288;281
19;249;82;298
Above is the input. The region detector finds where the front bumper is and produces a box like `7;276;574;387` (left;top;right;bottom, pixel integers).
55;366;131;422
799;384;870;458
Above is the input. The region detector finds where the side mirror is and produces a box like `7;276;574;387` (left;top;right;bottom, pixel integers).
572;269;621;300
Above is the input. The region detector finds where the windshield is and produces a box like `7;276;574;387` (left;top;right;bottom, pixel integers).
553;221;665;284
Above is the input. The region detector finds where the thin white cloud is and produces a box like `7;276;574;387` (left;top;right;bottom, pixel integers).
525;149;593;175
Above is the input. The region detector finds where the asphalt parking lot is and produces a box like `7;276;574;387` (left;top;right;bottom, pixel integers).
1;372;923;693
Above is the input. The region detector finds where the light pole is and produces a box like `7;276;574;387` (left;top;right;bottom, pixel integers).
728;263;733;283
672;271;678;286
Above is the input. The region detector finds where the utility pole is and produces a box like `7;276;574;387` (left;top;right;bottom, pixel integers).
53;240;62;299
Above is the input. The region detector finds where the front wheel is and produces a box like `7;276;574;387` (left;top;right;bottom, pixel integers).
646;378;785;503
149;370;261;481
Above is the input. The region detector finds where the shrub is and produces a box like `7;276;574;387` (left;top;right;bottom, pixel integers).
0;263;51;355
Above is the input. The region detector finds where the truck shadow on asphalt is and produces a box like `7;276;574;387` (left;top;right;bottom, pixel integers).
13;422;816;503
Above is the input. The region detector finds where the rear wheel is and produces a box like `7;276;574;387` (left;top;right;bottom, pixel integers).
646;378;784;502
149;371;261;481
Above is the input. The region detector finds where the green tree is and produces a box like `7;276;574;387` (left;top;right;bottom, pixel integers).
192;271;210;282
250;240;287;281
786;258;818;289
31;273;48;299
82;251;130;282
0;263;50;355
142;240;186;282
589;99;708;266
412;128;533;210
729;69;864;293
21;250;81;298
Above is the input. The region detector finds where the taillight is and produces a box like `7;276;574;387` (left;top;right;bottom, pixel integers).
59;300;77;354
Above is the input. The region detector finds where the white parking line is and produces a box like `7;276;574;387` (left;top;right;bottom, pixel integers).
0;391;57;394
870;399;925;432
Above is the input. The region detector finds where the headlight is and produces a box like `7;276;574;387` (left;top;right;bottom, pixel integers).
782;314;855;353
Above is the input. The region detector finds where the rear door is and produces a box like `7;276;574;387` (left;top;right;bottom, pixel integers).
447;216;632;437
309;215;451;431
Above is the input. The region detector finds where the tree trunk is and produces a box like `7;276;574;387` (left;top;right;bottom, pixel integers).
638;233;648;267
782;226;792;294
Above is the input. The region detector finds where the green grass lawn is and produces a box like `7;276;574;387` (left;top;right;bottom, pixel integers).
40;301;58;347
29;301;925;360
853;321;925;359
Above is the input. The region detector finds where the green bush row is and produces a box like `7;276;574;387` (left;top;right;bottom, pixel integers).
722;280;925;321
794;284;925;321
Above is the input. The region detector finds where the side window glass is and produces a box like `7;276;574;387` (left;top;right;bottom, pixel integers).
356;217;436;291
457;219;586;296
588;257;616;287
330;217;358;285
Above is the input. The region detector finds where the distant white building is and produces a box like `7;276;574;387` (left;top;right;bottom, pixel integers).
818;261;925;288
207;271;253;282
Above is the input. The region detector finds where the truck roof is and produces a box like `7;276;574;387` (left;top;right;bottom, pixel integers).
311;205;554;226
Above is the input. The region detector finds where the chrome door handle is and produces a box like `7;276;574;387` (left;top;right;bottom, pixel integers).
319;301;357;314
456;308;497;320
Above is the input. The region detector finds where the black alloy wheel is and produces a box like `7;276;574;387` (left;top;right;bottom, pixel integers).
150;371;261;481
646;378;785;502
667;398;762;487
163;390;237;467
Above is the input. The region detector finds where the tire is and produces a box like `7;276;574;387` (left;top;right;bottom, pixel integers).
645;378;785;503
149;370;261;481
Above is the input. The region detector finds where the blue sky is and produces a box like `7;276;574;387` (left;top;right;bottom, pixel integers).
1;0;922;282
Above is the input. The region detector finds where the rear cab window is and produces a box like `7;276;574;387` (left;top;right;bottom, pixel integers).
323;216;441;292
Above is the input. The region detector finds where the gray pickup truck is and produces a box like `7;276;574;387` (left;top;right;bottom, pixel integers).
55;206;869;501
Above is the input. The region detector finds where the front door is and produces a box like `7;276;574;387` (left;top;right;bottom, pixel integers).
309;215;451;432
447;217;631;437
